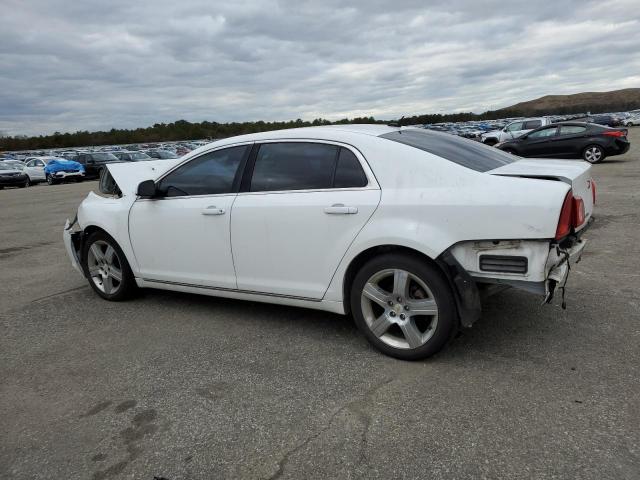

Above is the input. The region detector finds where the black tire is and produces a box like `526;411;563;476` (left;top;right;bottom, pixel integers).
350;253;457;360
81;230;137;301
483;138;498;146
25;177;31;187
19;179;27;188
582;144;606;164
46;174;57;185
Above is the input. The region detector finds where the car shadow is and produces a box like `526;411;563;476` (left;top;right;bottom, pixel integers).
139;286;566;363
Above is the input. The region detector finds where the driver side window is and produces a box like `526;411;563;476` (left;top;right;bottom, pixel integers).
505;122;524;132
527;127;558;139
158;145;249;197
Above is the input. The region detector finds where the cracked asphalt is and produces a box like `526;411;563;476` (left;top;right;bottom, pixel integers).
1;132;639;479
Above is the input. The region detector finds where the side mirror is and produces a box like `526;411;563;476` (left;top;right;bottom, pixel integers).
137;179;158;198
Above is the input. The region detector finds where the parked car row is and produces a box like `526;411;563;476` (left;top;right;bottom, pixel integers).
0;145;186;189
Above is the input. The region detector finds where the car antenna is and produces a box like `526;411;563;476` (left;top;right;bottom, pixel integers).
387;116;405;131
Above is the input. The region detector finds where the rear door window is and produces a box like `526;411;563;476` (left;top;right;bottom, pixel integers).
250;142;338;192
559;125;587;135
333;148;368;188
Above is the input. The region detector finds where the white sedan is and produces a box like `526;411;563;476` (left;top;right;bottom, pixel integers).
63;125;594;360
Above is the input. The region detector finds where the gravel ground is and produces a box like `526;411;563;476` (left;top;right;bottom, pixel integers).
1;132;639;480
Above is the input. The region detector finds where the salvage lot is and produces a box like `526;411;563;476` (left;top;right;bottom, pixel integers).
1;133;639;479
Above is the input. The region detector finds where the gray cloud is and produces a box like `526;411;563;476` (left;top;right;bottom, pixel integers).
1;0;639;135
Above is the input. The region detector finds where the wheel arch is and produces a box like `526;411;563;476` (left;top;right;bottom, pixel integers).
79;224;137;276
340;243;480;328
342;245;440;315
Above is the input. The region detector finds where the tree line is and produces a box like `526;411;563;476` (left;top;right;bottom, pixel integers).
2;99;639;151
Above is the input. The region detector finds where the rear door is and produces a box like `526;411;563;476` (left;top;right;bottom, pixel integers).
230;141;380;299
551;125;589;157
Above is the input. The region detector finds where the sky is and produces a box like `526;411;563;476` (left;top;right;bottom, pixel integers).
1;0;639;136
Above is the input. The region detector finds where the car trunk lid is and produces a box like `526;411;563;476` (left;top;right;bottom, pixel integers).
489;158;594;232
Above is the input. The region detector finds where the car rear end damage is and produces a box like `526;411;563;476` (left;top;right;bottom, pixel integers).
440;158;595;321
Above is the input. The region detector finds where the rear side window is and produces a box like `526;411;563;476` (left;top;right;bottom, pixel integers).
250;143;338;192
523;120;542;129
559;125;587;135
380;129;516;172
159;145;249;197
334;148;367;188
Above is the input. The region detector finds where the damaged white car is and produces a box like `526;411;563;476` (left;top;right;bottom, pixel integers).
63;125;595;360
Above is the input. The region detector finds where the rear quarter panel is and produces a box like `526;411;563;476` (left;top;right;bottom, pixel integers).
323;138;570;302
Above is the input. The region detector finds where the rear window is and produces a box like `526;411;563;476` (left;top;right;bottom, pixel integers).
380;129;516;172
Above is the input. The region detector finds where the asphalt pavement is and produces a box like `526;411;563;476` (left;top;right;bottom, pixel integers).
1;134;639;479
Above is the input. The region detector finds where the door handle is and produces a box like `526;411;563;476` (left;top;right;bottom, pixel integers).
201;206;225;215
324;203;358;215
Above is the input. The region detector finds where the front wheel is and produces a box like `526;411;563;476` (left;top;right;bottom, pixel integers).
583;144;605;163
350;253;457;360
46;174;57;185
81;231;137;301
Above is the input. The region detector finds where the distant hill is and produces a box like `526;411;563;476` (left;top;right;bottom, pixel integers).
495;88;640;116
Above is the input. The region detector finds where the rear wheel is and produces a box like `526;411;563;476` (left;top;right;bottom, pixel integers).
350;253;457;360
82;231;137;301
583;144;605;163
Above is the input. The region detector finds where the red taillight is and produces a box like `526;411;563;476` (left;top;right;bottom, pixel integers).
591;179;597;205
601;130;625;137
573;196;585;227
555;191;574;240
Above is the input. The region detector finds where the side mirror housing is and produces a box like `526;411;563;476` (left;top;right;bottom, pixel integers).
137;179;158;198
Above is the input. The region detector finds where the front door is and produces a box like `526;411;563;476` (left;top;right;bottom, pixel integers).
519;126;559;157
230;142;381;299
128;144;251;288
24;159;46;181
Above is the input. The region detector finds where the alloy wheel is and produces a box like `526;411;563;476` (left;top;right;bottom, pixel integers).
86;240;123;295
584;146;603;163
360;268;438;350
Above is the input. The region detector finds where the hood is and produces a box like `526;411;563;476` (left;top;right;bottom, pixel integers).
0;168;24;175
106;158;182;196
